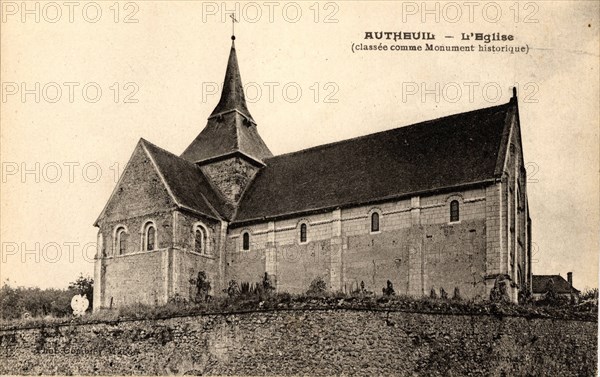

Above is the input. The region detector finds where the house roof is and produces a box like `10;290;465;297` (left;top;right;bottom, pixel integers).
141;139;234;220
231;100;516;225
532;275;580;294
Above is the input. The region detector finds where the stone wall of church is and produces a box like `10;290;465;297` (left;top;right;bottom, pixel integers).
97;209;226;308
226;187;492;299
502;113;529;300
101;250;165;307
100;211;173;258
225;223;268;286
99;144;175;225
96;210;174;308
200;157;259;204
94;142;180;308
95;123;530;306
171;211;223;300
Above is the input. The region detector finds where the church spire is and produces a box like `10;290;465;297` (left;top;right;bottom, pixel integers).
180;34;272;165
208;36;255;123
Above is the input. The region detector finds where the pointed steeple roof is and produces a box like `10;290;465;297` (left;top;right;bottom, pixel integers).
209;38;254;123
181;38;272;164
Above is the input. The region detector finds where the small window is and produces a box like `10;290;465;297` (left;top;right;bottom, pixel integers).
371;212;380;232
450;200;460;222
116;227;127;255
242;232;250;251
194;226;206;254
143;222;156;251
300;223;307;243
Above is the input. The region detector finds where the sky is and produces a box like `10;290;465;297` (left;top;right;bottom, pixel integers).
1;1;598;291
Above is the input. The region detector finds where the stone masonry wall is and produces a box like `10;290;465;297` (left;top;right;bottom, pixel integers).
227;187;492;299
98;143;175;226
200;156;259;204
101;250;165;308
171;211;223;298
0;310;596;376
95;142;178;308
97;209;172;309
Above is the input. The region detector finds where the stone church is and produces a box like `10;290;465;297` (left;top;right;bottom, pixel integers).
93;38;532;310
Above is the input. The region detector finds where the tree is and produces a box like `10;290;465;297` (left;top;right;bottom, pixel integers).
190;271;211;303
0;279;23;319
0;279;76;319
68;275;94;311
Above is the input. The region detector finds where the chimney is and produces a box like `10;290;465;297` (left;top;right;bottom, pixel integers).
567;272;573;286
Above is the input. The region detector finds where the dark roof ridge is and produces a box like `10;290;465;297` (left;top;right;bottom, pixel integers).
266;101;513;161
140;138;194;165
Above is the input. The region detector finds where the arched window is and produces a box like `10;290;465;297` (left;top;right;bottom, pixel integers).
450;200;460;222
194;225;207;254
242;232;250;251
116;227;127;255
143;222;156;251
371;212;380;233
300;223;307;244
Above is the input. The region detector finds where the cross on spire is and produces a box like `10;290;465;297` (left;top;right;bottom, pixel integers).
229;13;238;40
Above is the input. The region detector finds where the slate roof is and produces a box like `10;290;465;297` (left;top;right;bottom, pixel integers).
232;100;516;225
141;139;234;220
210;40;254;122
180;41;273;163
532;275;580;294
99;41;520;226
101;99;516;225
180;114;273;163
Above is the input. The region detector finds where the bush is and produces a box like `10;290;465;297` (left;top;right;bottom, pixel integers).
382;280;395;296
224;280;239;298
429;288;438;299
190;271;211;303
221;274;277;302
452;287;461;301
0;275;92;320
440;288;448;300
518;288;532;305
489;275;510;303
580;288;598;301
261;273;275;296
2;286;598;329
306;276;327;296
351;281;372;296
